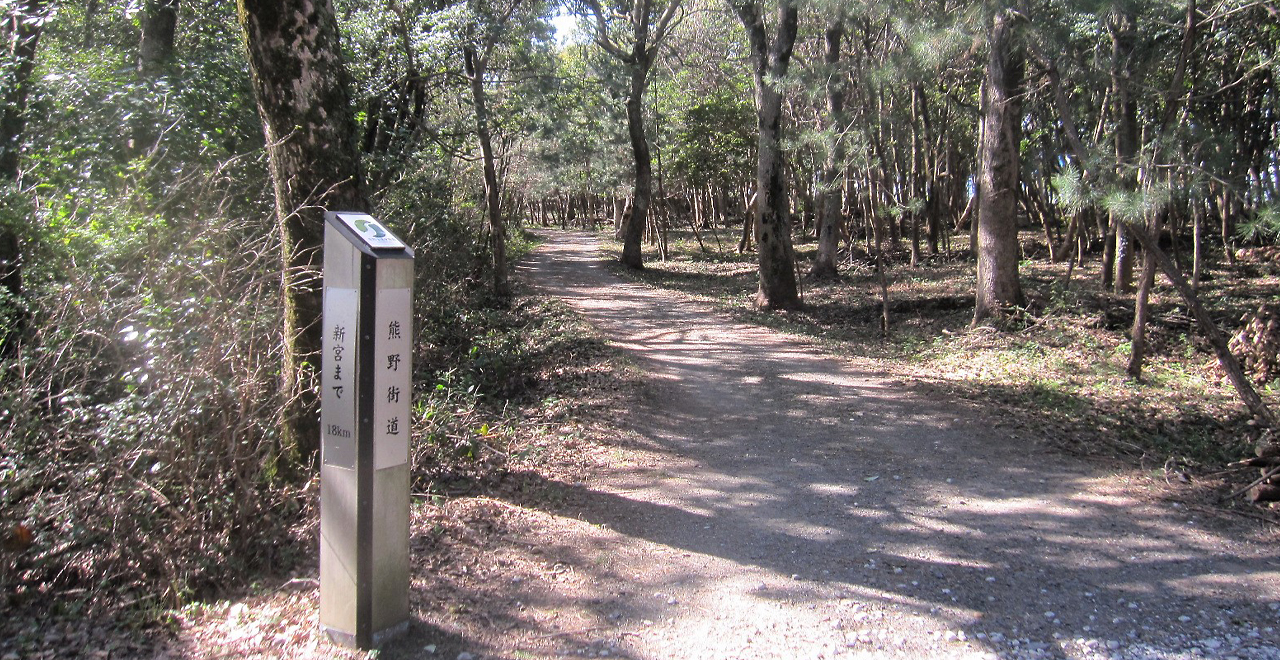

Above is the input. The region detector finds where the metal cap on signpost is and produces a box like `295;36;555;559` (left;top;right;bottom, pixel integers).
320;211;413;649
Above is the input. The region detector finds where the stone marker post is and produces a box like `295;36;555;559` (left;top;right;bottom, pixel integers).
319;211;414;648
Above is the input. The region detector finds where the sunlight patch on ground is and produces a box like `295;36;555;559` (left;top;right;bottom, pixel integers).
807;482;861;497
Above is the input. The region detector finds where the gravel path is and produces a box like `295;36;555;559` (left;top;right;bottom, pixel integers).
513;230;1280;660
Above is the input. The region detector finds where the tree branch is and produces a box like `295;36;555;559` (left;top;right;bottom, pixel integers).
1124;220;1276;429
582;0;632;61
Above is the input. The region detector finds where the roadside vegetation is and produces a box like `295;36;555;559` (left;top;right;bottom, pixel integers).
1;231;639;654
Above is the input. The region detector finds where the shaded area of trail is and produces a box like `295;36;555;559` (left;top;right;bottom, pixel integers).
513;230;1279;660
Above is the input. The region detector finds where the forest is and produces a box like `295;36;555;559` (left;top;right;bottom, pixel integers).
1;0;1278;648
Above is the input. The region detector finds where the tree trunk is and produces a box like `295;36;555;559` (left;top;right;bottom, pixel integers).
972;10;1025;325
584;0;681;269
237;0;371;468
132;0;180;157
1101;213;1118;288
734;0;801;310
1192;201;1203;292
138;0;179;76
909;86;921;268
1126;221;1275;433
82;0;100;47
619;66;653;268
1110;11;1138;294
0;0;44;179
810;18;845;280
0;0;46;356
919;84;940;255
465;45;509;299
1127;210;1161;378
1125;0;1197;380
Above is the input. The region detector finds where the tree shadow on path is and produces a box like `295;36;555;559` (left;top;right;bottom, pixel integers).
507;230;1280;659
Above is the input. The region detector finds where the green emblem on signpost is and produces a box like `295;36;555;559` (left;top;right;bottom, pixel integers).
334;212;406;250
353;218;387;238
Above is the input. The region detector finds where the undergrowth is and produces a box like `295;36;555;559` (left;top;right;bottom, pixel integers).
0;147;593;640
411;289;629;499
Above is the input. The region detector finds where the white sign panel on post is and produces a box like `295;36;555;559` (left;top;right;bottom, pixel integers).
322;287;359;469
373;288;412;469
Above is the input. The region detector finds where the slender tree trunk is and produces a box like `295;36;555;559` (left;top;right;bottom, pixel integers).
1114;223;1135;292
972;10;1025;325
1102;214;1118;288
465;45;508;299
1057;213;1080;263
1192;201;1203;292
798;167;814;238
872;209;890;338
0;0;46;356
1127;210;1161;378
1126;221;1275;434
909;86;921;268
1126;0;1197;380
1220;187;1237;263
613;196;626;236
810;18;845;280
584;0;680;269
620;63;653;268
734;0;801;310
237;0;371;468
968;80;984;261
1110;11;1138;294
920;84;940;255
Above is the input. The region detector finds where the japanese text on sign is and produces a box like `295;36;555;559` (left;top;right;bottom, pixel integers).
321;288;359;468
373;288;411;469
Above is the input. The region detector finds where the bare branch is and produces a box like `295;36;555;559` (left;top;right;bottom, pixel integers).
650;0;686;52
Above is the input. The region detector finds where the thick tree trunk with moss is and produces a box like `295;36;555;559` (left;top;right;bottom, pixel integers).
734;0;801;310
972;10;1024;325
237;0;370;467
0;0;46;355
809;18;845;281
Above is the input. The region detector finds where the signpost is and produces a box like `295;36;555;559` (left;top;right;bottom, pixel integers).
320;211;413;649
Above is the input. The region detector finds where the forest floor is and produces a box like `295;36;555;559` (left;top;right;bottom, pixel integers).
604;228;1280;474
34;229;1279;660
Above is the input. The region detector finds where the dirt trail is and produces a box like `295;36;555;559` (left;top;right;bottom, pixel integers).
510;230;1280;660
